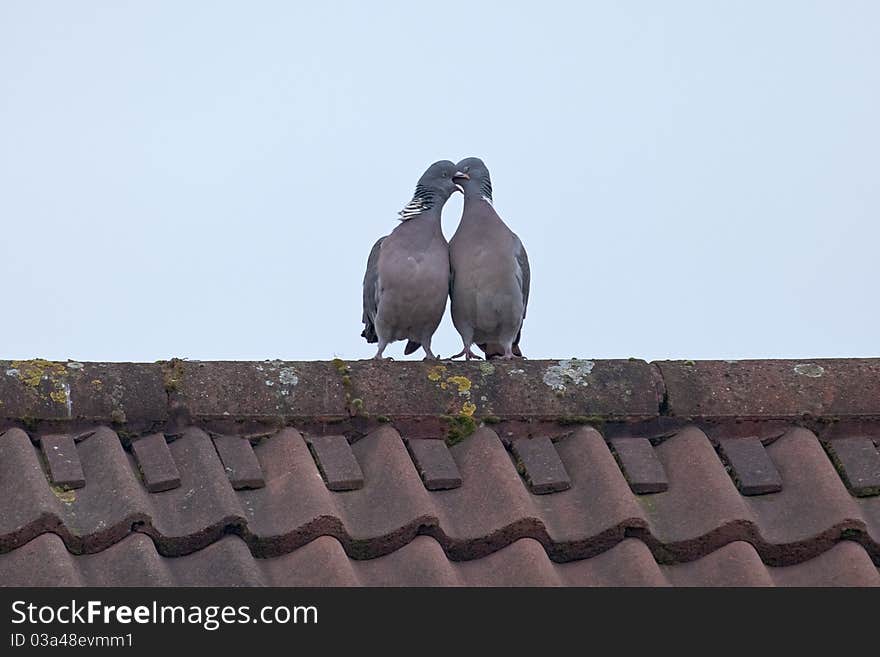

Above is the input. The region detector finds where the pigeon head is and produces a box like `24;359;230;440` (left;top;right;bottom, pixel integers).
453;157;493;203
417;160;460;199
398;160;460;220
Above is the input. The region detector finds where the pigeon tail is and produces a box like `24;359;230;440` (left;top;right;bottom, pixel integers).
361;323;378;344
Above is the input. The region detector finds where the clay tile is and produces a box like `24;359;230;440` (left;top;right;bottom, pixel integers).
404;438;462;490
718;437;783;495
40;434;85;489
610;437;668;494
131;433;181;493
212;434;265;489
510;436;571;494
306;435;364;491
826;437;880;497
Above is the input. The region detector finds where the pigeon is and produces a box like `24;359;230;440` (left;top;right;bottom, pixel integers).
361;160;461;359
449;157;530;360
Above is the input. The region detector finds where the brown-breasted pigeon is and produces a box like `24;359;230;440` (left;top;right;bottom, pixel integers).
361;160;460;359
449;157;530;360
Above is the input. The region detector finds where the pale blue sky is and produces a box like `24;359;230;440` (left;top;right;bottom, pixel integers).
2;1;878;362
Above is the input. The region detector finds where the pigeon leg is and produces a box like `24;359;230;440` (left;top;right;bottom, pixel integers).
373;338;390;360
498;343;519;360
421;338;438;360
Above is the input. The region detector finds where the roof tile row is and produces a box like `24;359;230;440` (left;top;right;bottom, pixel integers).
10;420;880;504
2;423;878;565
2;533;876;587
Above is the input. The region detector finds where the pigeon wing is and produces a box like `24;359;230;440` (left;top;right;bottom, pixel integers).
361;236;385;343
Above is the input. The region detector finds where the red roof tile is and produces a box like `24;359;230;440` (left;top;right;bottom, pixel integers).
2;533;877;587
1;358;879;586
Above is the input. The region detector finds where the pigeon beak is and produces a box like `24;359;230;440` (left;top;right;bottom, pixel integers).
453;171;469;193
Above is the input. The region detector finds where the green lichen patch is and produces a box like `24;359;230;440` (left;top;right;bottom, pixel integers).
163;358;185;392
116;429;137;441
840;527;863;541
443;413;477;446
331;358;366;417
51;486;76;503
556;415;606;428
482;415;502;425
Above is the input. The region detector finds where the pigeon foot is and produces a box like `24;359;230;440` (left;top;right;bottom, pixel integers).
450;347;483;360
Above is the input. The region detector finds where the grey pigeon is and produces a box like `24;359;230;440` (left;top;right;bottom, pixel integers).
361;160;460;359
449;157;530;360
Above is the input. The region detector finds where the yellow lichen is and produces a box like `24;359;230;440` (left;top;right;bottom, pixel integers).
440;382;448;390
49;389;68;405
10;359;67;389
51;486;76;503
446;376;472;393
461;401;477;417
91;379;103;390
427;364;447;381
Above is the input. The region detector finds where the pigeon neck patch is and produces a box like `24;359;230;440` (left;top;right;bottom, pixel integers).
464;176;493;205
398;184;437;221
480;176;493;204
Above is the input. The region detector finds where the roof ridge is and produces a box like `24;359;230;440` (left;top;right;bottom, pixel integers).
3;359;880;443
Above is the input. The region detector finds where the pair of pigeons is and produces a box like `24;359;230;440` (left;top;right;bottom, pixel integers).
361;157;529;360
